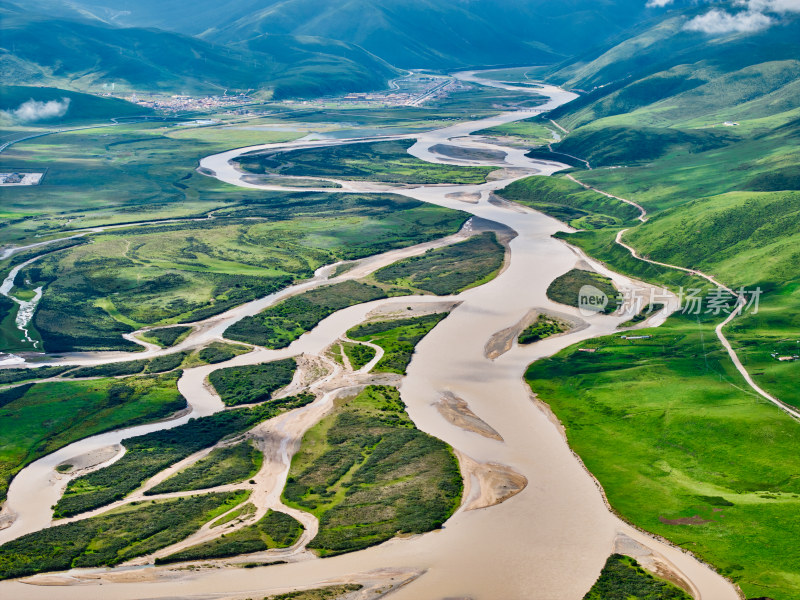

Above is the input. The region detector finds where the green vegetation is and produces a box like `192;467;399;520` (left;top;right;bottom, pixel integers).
196;341;251;365
0;492;248;580
526;312;800;599
0;373;185;503
624;190;800;286
0;85;152;124
341;341;375;370
553;125;733;167
141;326;192;348
263;585;363;600
226;281;389;348
236;139;496;185
156;510;303;564
583;554;691;600
546;268;619;314
498;176;640;229
0;366;71;385
226;235;503;349
474;117;556;146
7;188;465;352
64;351;194;378
283;385;462;556
145;351;191;373
518;314;567;345
348;313;448;374
208;359;298;406
54;395;313;517
64;359;150;378
211;501;257;528
619;303;665;328
1;4;396;97
146;441;263;495
373;233;505;295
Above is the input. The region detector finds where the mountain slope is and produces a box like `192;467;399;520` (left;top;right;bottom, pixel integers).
0;3;397;97
533;8;800;170
15;0;666;69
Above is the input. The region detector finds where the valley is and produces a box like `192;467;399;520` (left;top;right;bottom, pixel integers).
1;2;799;598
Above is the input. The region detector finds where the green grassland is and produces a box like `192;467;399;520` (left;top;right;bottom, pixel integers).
0;373;185;504
156;509;303;564
340;341;375;370
474;117;557;146
8;192;467;352
235;139;496;184
0;365;71;385
226;234;503;349
210;501;256;528
54;395;313;517
0;122;299;242
282;385;462;556
372;232;505;294
518;315;568;345
624;190;800;287
140;326;192;347
226;281;390;348
526;312;800;599
194;341;252;365
504;49;800;597
498;175;640;229
583;554;691;600
347;313;448;374
546;268;620;315
146;441;263;495
208;359;299;406
0;491;249;580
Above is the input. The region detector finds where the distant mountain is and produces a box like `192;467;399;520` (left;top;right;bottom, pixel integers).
0;2;397;97
15;0;667;69
534;7;800;166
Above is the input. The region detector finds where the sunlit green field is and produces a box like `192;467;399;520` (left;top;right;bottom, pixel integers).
0;373;185;503
527;312;800;599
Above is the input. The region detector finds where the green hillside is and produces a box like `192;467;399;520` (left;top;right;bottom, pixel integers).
0;86;151;123
15;0;664;69
0;3;397;97
516;7;800;598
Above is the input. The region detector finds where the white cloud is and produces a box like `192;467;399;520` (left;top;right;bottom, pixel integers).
647;0;673;7
0;98;71;123
742;0;800;13
684;8;774;33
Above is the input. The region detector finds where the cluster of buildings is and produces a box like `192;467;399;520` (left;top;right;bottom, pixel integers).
0;172;43;186
128;93;254;113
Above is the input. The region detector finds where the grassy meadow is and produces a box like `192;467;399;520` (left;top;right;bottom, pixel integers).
146;441;263;495
283;385;462;556
348;313;448;374
208;359;298;406
0;491;249;580
54;395;313;517
157;509;303;564
235;139;496;184
0;373;185;504
526;312;800;598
